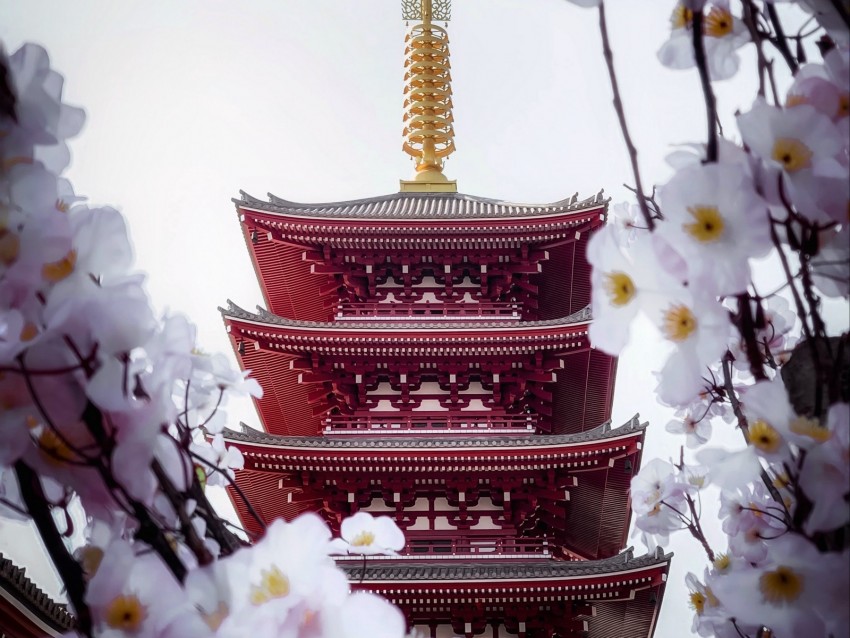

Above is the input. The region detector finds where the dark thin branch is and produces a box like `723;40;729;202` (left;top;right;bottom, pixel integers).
14;461;92;637
765;4;800;73
735;295;769;381
685;493;716;562
691;10;718;162
769;213;821;374
742;1;769;98
597;1;654;229
721;353;789;516
189;450;267;533
151;460;214;567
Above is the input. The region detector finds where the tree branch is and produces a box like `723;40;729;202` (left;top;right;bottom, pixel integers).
14;461;92;637
691;10;718;162
597;1;655;229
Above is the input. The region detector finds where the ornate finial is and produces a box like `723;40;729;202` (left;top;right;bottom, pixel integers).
399;0;457;192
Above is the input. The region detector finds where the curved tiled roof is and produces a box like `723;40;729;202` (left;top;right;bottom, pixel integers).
221;300;592;331
223;415;645;449
0;552;75;632
235;189;609;220
340;548;670;581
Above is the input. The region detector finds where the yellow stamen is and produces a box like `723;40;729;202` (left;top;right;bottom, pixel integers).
42;250;77;282
351;530;376;547
2;157;31;171
704;6;734;37
0;232;20;266
773;473;791;489
684;205;725;243
603;272;636;307
760;566;803;605
749;419;782;454
56;199;70;213
37;429;76;466
671;5;694;29
104;594;146;631
789;416;831;443
785;93;808;109
19;322;38;342
771;138;813;173
78;546;104;580
688;474;707;489
250;565;290;606
689;591;706;615
839;93;849;119
662;304;697;342
202;602;230;631
713;553;731;572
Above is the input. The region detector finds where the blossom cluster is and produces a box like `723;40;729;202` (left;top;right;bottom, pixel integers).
0;43;407;638
569;1;849;636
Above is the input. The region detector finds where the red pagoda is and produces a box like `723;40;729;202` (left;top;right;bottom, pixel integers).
220;2;669;636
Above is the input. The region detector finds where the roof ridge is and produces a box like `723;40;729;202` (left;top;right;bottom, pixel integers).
220;302;593;330
233;189;611;219
337;548;671;581
222;414;646;448
0;552;75;629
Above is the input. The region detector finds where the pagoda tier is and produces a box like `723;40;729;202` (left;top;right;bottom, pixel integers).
223;417;645;562
221;302;616;436
234;190;606;322
344;549;670;638
222;181;668;636
0;552;75;637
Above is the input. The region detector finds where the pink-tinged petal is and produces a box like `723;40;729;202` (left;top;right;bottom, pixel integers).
696;447;762;489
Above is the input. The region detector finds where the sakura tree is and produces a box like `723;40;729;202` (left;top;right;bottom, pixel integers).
0;43;407;638
567;0;848;636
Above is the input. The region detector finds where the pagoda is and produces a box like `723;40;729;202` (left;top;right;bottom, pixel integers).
220;2;670;636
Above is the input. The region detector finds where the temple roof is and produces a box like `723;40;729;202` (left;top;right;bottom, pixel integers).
0;552;75;634
221;300;592;332
223;415;644;449
340;547;669;582
236;189;608;221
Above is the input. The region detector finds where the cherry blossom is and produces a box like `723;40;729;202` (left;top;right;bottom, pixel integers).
665;412;713;448
651;287;731;407
737;99;845;186
0;44;85;173
335;511;406;556
712;536;849;637
85;540;208;638
630;459;694;549
587;226;683;355
657;1;750;80
798;402;850;534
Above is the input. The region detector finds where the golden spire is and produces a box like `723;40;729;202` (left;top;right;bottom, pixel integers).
399;0;457;192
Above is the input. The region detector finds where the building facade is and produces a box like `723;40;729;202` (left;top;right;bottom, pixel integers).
220;2;669;636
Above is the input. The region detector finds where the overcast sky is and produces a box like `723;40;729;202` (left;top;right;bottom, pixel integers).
2;2;846;636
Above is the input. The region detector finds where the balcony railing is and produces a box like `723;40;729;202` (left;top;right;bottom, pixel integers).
324;412;536;435
336;301;520;320
335;536;555;561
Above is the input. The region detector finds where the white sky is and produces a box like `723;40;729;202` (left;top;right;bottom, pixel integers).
2;2;846;636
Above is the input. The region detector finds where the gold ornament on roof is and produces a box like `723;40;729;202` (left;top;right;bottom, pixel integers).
401;0;451;21
400;0;457;192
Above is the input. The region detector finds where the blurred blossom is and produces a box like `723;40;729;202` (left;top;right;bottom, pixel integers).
657;0;750;80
